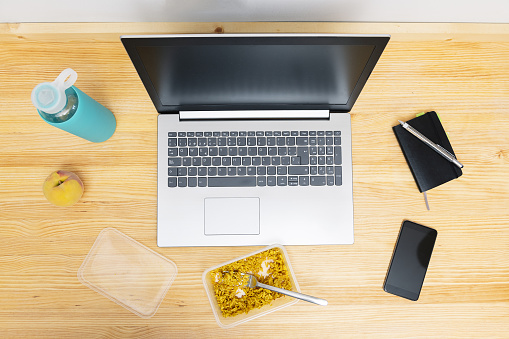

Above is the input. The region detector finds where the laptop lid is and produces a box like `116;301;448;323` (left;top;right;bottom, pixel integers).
121;34;390;114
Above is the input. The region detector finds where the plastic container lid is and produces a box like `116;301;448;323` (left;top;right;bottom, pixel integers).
202;244;301;329
78;228;178;318
31;68;77;114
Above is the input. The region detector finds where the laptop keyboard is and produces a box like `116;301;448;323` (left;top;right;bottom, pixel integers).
167;130;342;187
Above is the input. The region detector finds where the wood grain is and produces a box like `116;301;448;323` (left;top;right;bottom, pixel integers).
0;22;508;338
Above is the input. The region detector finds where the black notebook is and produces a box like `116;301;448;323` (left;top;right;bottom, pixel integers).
393;111;462;192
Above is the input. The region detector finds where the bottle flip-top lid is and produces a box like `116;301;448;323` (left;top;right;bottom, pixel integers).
31;68;77;114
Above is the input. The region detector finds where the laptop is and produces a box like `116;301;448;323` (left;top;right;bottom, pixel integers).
121;33;389;247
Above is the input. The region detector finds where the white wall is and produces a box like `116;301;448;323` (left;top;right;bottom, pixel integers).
1;0;508;23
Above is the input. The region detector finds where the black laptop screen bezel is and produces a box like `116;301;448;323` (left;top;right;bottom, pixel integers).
121;34;390;113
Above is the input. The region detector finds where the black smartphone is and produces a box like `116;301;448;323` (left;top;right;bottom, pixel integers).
383;220;437;301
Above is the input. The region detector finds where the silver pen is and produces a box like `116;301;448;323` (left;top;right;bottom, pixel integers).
398;120;463;169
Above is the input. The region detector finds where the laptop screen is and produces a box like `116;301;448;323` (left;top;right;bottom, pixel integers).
121;34;390;113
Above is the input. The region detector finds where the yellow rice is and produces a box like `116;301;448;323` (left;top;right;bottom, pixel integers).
210;248;292;317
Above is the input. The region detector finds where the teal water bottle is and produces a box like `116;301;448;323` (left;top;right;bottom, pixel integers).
31;69;116;143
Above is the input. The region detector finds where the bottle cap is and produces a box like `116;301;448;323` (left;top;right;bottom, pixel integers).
31;68;77;114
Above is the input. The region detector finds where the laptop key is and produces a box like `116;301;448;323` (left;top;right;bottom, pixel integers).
291;157;301;165
335;166;342;186
168;157;181;166
310;176;326;186
177;167;187;176
168;148;178;156
242;157;251;166
202;157;212;166
296;137;308;145
182;157;192;166
189;148;198;156
168;167;178;176
267;176;276;186
237;137;246;146
288;166;309;175
299;176;309;186
258;147;267;156
168;132;177;137
277;176;287;186
168;138;177;147
334;146;342;165
198;177;207;187
248;147;257;156
168;177;177;187
178;177;187;187
209;147;218;156
252;157;261;166
188;177;197;187
212;157;221;166
257;176;266;186
188;167;197;176
238;147;247;156
208;177;257;187
232;157;241;166
327;176;335;186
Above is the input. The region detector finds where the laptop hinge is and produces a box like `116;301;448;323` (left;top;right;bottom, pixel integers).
179;110;330;120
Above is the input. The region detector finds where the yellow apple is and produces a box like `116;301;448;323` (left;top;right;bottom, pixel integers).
43;170;84;207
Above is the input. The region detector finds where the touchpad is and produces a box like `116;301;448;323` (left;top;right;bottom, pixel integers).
204;197;260;235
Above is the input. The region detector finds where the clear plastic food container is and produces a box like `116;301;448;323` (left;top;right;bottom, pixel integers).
202;244;301;329
78;228;178;318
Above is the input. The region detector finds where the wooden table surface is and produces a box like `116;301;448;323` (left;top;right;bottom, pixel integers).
0;22;508;338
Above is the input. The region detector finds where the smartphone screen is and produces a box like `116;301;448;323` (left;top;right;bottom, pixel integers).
383;220;437;301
